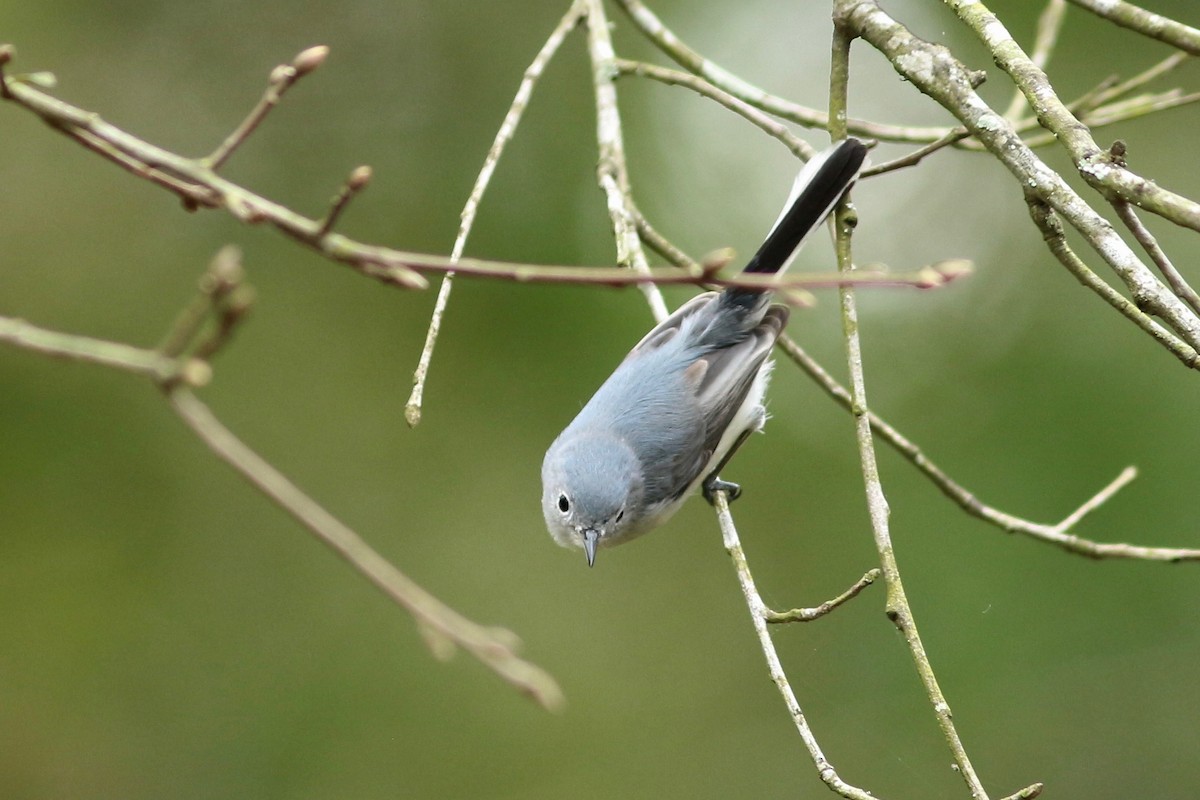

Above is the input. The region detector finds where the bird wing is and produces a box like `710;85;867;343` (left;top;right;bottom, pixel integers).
616;303;790;505
686;305;790;476
597;297;788;507
625;292;719;357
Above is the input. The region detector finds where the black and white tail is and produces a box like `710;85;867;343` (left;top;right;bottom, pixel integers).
722;138;867;312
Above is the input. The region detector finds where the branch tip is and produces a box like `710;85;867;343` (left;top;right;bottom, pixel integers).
931;258;974;283
765;568;881;623
319;166;373;236
208;244;245;289
348;164;373;190
1000;782;1045;800
387;264;428;290
404;403;422;428
291;45;330;76
700;247;735;276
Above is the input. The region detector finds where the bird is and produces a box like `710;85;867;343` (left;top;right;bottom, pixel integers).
542;138;868;567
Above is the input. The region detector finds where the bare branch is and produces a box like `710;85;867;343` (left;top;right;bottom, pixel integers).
778;334;1200;562
405;1;586;427
1052;467;1138;534
712;492;879;800
1113;199;1200;315
839;2;1200;361
1002;0;1068;120
0;66;943;296
610;0;960;144
317;164;373;238
168;388;565;710
1066;0;1200;55
861;129;970;177
614;58;816;160
204;45;330;170
1082;88;1200;127
583;0;669;322
945;0;1200;236
0;251;566;709
828;14;991;798
1089;51;1190;108
0;314;208;386
764;569;881;624
0;52;961;303
1023;191;1200;370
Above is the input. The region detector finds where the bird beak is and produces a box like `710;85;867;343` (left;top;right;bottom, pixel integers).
582;529;599;568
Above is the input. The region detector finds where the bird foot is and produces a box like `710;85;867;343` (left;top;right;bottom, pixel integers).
703;477;742;505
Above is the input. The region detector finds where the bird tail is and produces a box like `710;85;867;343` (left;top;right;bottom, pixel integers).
715;137;867;318
742;137;868;276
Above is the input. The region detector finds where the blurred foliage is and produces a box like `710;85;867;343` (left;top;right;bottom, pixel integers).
2;1;1199;798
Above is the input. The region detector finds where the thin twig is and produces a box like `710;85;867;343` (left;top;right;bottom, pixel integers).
713;493;879;800
1090;51;1190;109
764;569;881;624
583;0;669;322
204;45;329;170
157;245;246;358
610;0;960;145
840;2;1200;363
1081;89;1200;128
943;0;1200;239
1053;467;1138;534
163;245;255;366
1002;0;1067;121
189;281;254;363
405;1;586;427
861;129;971;177
0;314;208;385
167;387;564;710
1066;0;1200;55
615;59;816;160
0;60;946;295
317;165;373;238
828;17;991;798
0;253;565;709
777;333;1200;561
999;784;1045;800
0;57;958;299
1113;200;1200;316
1023;192;1200;370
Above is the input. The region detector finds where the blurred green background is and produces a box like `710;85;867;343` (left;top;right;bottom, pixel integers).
2;1;1199;798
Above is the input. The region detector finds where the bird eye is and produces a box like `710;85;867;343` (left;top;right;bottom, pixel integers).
614;509;624;523
557;494;570;514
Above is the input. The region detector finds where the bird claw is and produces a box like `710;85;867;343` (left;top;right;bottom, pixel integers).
703;477;742;505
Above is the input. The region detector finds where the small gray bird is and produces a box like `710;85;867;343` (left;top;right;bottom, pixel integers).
542;138;868;566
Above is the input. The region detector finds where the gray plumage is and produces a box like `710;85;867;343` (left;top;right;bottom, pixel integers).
542;139;868;566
